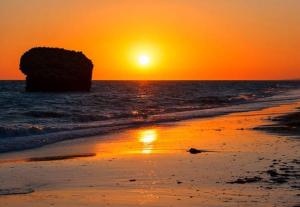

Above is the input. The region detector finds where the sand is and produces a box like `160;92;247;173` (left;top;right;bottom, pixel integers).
0;102;299;207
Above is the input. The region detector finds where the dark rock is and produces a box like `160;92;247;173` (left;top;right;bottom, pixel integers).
270;177;288;184
228;178;247;184
188;148;207;154
279;167;289;171
266;169;279;177
227;176;262;184
20;47;93;92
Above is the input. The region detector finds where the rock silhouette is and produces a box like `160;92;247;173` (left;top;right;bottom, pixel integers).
20;47;93;92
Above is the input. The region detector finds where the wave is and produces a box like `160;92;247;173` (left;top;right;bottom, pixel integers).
23;111;68;118
19;95;259;121
0;125;45;138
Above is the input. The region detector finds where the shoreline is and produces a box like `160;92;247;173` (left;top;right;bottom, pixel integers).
1;88;300;154
0;100;299;206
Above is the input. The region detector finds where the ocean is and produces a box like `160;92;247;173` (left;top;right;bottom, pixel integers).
1;80;300;153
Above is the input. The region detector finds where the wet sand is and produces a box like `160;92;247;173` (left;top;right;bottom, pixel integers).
0;102;299;206
256;107;300;137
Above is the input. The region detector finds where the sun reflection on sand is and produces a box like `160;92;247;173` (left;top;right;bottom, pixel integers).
139;130;157;144
93;128;160;156
139;129;157;154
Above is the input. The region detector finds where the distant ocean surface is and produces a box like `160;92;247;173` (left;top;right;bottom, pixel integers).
1;80;300;153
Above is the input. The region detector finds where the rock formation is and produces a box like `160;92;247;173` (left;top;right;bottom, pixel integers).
20;47;93;92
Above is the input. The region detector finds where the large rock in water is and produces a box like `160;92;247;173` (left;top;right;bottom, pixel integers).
20;47;93;92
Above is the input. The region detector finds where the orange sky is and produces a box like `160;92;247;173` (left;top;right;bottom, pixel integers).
0;0;299;80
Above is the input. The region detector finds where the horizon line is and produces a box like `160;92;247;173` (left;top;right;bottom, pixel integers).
1;79;300;81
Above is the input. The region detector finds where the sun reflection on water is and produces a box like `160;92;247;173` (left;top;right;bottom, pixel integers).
139;129;157;154
141;148;152;154
139;130;157;144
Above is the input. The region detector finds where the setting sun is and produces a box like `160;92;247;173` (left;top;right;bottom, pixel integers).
138;55;150;66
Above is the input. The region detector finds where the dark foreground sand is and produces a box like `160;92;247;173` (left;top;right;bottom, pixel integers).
0;102;299;207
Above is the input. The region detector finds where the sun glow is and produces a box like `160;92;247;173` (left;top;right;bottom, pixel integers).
138;55;150;66
128;43;161;71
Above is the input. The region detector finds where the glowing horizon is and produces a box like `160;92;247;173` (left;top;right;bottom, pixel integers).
0;0;300;80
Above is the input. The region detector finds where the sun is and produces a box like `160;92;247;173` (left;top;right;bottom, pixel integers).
138;55;150;66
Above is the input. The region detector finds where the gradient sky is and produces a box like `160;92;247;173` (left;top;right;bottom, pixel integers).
0;0;299;80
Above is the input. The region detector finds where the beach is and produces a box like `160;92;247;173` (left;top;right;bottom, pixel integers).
1;0;300;206
0;101;299;207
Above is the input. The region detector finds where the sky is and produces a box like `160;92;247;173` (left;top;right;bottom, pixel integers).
0;0;299;80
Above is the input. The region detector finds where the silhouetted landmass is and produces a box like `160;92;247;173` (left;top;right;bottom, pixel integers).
20;47;93;92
